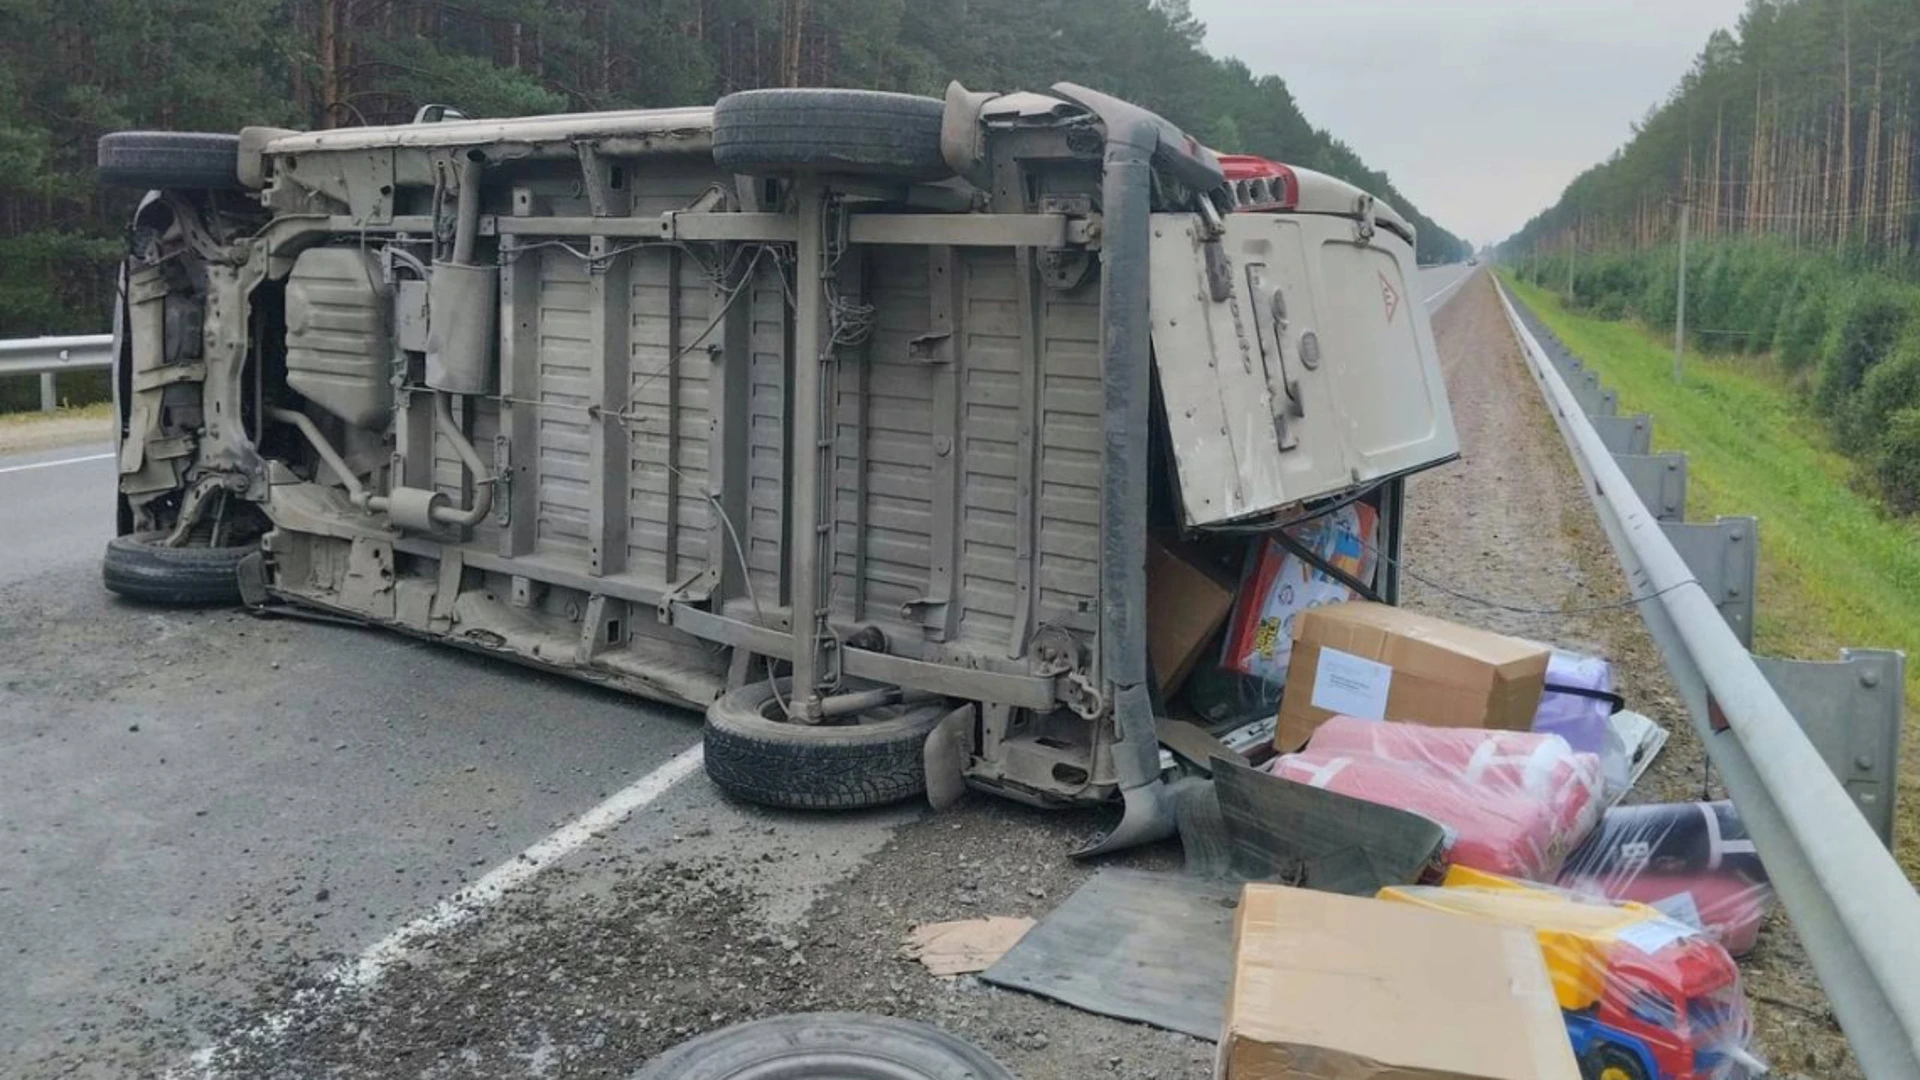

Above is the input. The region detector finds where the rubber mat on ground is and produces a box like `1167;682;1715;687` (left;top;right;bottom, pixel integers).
981;868;1239;1040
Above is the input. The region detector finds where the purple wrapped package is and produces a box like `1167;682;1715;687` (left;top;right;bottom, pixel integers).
1534;650;1629;796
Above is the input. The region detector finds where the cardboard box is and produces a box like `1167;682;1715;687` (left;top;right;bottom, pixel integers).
1276;602;1550;751
1148;537;1237;697
1218;884;1580;1080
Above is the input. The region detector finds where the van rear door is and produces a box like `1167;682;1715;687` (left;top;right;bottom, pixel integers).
1148;209;1457;527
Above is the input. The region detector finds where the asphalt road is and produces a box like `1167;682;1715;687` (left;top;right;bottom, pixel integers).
1417;261;1477;311
0;443;115;585
2;263;1486;1078
0;440;719;1072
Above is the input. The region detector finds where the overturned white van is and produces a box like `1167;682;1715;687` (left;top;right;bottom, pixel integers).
98;82;1456;851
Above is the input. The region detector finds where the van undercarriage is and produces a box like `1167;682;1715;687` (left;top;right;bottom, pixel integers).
103;83;1457;847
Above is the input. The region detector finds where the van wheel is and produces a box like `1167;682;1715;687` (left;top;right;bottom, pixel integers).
97;132;243;190
703;677;948;810
102;532;255;606
632;1013;1018;1080
712;89;949;180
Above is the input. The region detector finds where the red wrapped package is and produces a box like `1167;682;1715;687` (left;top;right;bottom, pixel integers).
1266;717;1605;881
1557;802;1774;957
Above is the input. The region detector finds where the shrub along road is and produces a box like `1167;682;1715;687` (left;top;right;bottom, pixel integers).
1505;272;1920;878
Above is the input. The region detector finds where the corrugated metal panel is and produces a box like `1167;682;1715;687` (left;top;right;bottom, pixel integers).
834;248;934;637
534;254;595;561
745;261;788;602
1035;278;1103;635
625;247;713;584
955;250;1024;649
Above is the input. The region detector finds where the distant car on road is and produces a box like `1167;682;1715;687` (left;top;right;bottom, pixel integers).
1468;255;1480;266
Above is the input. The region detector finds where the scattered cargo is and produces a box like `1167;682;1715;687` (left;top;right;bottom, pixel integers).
1219;882;1580;1080
1267;716;1604;880
1381;868;1764;1080
1274;601;1552;751
1560;802;1775;958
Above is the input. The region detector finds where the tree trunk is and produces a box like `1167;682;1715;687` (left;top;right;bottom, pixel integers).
1861;45;1882;246
781;0;807;87
1839;0;1853;244
319;0;341;127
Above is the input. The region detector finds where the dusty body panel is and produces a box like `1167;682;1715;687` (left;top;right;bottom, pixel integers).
108;85;1456;811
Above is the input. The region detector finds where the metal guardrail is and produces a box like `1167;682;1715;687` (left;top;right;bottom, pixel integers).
0;334;114;412
1495;280;1920;1080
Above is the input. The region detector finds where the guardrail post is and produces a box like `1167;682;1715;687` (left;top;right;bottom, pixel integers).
1661;516;1757;647
39;372;56;413
1595;388;1617;417
1614;452;1687;521
1755;649;1906;847
1592;414;1652;455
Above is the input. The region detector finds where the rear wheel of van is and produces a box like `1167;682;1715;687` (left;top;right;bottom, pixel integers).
97;132;243;190
703;677;947;810
711;89;950;180
102;531;254;606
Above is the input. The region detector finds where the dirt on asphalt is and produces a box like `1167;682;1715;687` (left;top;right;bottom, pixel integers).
18;273;1855;1080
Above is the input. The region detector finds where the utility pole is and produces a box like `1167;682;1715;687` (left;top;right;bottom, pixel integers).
1674;200;1691;383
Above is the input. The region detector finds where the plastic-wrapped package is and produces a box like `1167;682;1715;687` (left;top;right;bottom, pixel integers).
1534;649;1632;796
1558;802;1774;957
1265;717;1605;880
1380;867;1765;1080
1218;503;1377;687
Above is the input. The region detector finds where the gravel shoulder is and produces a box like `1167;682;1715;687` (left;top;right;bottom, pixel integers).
1412;275;1853;1079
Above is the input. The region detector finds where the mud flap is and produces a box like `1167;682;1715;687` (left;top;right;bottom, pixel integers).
923;704;976;811
234;550;270;607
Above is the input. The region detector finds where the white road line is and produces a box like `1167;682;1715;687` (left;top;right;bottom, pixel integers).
174;743;706;1077
1423;269;1474;309
0;450;114;475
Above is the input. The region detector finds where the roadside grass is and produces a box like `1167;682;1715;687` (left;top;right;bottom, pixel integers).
0;401;115;455
0;400;113;427
1503;273;1920;872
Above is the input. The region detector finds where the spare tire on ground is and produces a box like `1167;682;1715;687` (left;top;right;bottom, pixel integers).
712;89;949;180
97;132;242;190
102;531;255;606
631;1013;1019;1080
703;677;948;810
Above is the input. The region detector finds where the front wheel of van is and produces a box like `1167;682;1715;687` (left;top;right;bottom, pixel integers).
102;532;255;606
703;677;949;810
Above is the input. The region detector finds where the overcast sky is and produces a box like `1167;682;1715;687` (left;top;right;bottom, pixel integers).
1187;0;1751;247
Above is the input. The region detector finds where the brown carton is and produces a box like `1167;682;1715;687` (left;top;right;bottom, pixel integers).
1276;601;1550;751
1218;883;1580;1080
1147;537;1237;698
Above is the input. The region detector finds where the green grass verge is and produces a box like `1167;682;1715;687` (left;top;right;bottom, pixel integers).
0;400;113;427
1502;271;1920;866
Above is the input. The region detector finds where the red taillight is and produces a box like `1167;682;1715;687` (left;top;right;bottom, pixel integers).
1216;154;1299;212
